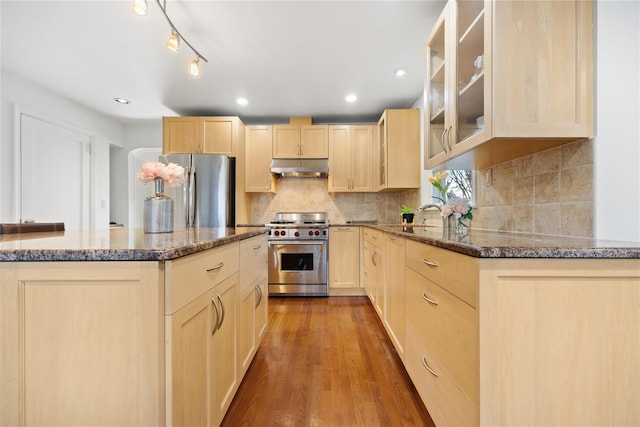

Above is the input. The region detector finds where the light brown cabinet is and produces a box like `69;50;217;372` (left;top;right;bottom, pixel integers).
238;235;268;375
362;227;384;317
244;125;276;192
375;109;420;191
329;227;361;290
165;242;240;427
0;262;164;426
272;123;328;159
405;240;479;426
383;233;406;356
402;238;640;426
163;116;243;156
328;125;374;192
425;0;593;170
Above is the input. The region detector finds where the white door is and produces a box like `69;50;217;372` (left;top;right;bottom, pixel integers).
19;114;92;230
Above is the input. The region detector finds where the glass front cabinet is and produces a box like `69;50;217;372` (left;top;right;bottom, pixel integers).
425;0;593;170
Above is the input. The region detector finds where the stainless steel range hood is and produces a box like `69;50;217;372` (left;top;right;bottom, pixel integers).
270;158;329;178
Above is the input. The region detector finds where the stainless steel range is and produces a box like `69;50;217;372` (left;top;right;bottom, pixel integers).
267;212;329;296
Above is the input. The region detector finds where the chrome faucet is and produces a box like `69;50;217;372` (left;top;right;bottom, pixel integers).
417;203;444;226
417;203;441;212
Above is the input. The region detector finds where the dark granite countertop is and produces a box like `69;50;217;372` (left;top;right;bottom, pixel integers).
335;223;640;259
0;227;269;262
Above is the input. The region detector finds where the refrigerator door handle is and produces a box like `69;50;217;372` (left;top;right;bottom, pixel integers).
186;165;196;227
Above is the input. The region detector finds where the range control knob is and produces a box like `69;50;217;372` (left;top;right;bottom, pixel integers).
314;230;320;236
281;230;286;236
308;230;313;236
294;231;300;237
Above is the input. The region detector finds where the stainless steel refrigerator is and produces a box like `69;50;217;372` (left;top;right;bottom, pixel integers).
160;154;235;228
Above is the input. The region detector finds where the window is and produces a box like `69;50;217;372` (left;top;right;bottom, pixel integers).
430;169;475;202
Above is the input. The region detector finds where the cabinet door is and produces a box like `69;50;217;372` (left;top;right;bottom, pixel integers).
245;126;275;192
300;125;328;158
163;116;202;154
272;125;300;158
424;4;451;166
210;273;239;426
384;110;420;189
329;227;360;289
451;0;490;150
4;262;164;427
350;126;373;192
171;286;217;427
202;117;236;156
238;285;256;376
492;0;592;138
328;126;351;192
384;234;406;356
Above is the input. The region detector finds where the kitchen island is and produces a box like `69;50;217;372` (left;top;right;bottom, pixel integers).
352;224;640;426
0;226;269;427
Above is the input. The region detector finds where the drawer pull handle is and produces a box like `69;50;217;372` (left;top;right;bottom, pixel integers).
206;262;225;272
211;298;220;336
422;293;439;305
422;356;439;377
253;245;261;250
422;259;439;267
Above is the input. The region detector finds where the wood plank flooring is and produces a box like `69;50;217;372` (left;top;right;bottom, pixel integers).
221;296;435;427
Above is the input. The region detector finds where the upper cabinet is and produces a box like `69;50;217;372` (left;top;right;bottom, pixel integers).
245;126;276;193
163;116;243;156
376;109;421;191
272;117;328;159
425;0;593;170
328;125;374;192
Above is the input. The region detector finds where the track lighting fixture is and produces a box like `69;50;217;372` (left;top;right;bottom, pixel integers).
132;0;208;75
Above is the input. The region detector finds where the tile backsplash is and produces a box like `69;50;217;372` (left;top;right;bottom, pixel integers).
246;138;593;237
473;138;594;237
247;180;420;225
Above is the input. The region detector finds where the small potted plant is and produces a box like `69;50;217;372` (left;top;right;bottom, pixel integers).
400;205;415;224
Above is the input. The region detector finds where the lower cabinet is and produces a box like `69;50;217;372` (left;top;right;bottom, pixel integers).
238;235;269;376
0;262;164;427
383;233;406;356
329;227;361;290
169;273;238;426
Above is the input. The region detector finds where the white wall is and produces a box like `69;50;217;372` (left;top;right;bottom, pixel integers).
594;0;640;242
109;122;162;226
0;71;124;227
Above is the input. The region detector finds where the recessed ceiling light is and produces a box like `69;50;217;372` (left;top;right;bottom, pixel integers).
394;67;407;77
114;98;130;104
345;94;358;103
236;97;249;106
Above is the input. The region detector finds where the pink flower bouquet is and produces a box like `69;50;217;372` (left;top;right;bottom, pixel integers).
137;162;185;188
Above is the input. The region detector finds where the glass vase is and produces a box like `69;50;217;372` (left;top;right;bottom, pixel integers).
143;178;174;233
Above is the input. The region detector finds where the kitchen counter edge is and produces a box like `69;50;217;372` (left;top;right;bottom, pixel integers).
334;223;640;259
0;227;269;262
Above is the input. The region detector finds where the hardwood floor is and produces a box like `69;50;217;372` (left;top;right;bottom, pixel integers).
221;296;435;427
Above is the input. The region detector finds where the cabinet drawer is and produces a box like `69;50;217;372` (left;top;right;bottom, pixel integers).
405;322;477;427
362;227;383;247
239;234;268;291
406;268;478;405
165;242;239;314
405;239;478;307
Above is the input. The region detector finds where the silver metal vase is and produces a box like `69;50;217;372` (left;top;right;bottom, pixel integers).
143;178;174;233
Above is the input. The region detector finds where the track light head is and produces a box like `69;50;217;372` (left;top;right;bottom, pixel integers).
132;0;147;16
190;58;201;76
167;29;180;52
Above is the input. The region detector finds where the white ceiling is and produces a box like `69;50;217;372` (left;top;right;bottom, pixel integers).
1;0;446;124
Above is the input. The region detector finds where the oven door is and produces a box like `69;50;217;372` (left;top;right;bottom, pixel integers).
268;240;327;296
